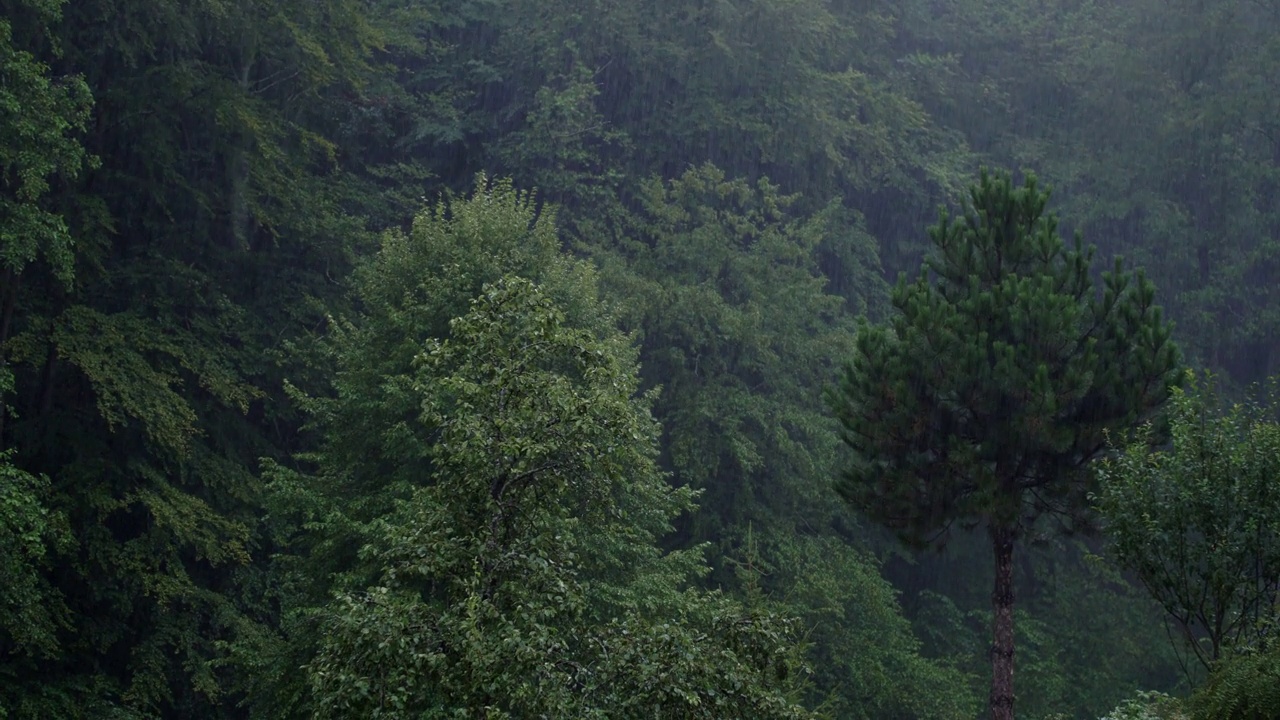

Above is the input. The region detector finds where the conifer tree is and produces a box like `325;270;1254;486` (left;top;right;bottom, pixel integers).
829;169;1181;720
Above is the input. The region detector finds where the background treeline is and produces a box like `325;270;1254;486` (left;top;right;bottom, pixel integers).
1;0;1277;717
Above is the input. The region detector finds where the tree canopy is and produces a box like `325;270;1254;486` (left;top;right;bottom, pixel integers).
258;179;819;720
1096;373;1280;670
3;0;1278;715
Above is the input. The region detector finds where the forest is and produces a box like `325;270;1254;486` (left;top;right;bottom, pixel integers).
2;0;1279;717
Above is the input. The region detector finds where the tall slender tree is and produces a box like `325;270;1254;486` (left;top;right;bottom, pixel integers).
829;169;1181;720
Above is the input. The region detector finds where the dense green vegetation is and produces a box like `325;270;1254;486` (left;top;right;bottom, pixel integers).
1;0;1277;717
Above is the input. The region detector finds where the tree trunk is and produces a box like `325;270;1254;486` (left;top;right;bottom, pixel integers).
0;266;16;448
990;523;1016;720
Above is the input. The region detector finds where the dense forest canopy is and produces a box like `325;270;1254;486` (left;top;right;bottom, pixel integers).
1;0;1277;717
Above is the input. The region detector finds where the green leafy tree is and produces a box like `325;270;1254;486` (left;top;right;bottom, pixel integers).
308;276;816;719
0;454;67;657
830;169;1181;720
1095;373;1280;670
592;164;979;719
0;0;93;287
262;178;819;719
595;164;874;547
251;175;603;717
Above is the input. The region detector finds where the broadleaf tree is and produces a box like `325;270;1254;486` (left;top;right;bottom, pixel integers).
261;178;820;719
829;169;1181;720
1095;373;1280;670
307;275;817;719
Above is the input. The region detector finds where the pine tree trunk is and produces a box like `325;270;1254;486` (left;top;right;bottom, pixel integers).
990;523;1016;720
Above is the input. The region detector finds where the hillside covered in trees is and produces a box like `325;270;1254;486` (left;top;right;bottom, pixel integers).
2;0;1279;717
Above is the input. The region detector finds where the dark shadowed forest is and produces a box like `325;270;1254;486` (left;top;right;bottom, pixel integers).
2;0;1279;717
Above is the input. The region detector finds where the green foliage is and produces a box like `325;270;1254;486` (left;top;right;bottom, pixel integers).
1070;0;1280;386
255;176;593;715
380;0;972;271
1099;690;1188;720
901;0;1280;384
758;534;982;719
1096;373;1280;668
598;164;870;541
1189;643;1280;720
0;0;387;714
833;168;1180;544
263;175;602;599
266;180;819;719
5;0;1276;713
1013;545;1186;718
831;168;1181;718
308;276;814;719
0;0;94;284
591;164;977;718
0;451;69;659
899;534;1186;717
1042;550;1186;715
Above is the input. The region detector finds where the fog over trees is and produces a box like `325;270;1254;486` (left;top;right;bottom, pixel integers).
2;0;1278;718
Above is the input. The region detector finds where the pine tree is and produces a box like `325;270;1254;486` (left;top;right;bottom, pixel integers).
829;169;1181;720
